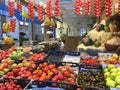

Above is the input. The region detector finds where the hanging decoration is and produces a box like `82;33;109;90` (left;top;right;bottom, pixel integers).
16;1;22;12
105;0;113;17
94;0;101;18
74;0;80;15
10;18;16;32
46;0;52;18
8;0;15;16
118;0;120;15
54;0;60;16
28;1;34;19
38;4;44;21
85;0;92;16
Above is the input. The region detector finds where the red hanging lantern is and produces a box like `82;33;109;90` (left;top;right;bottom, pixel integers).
10;18;16;32
74;0;81;15
94;0;101;18
105;0;112;17
118;0;120;15
28;1;34;19
16;1;22;12
46;0;52;18
54;0;60;16
85;0;92;16
38;4;44;21
8;0;14;16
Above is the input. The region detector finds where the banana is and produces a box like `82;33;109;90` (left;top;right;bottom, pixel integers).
2;23;6;33
21;11;28;18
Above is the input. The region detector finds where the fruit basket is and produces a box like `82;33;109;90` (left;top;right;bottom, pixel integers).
77;64;110;90
104;43;119;52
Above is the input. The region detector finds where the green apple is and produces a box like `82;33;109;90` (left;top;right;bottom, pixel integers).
115;76;120;85
104;72;110;78
116;85;120;88
106;77;111;81
110;72;117;80
0;71;5;75
106;80;116;87
117;71;120;75
110;68;118;73
107;64;115;70
117;67;120;71
104;68;108;73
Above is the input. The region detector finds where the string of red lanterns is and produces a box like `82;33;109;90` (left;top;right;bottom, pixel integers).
74;0;80;15
16;1;22;12
94;0;101;18
10;18;16;32
38;4;44;21
54;0;60;16
8;0;14;16
28;1;34;19
85;0;92;16
105;0;113;17
46;0;52;18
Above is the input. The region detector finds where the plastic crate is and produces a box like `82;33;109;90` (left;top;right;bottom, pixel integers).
0;78;30;89
77;64;110;90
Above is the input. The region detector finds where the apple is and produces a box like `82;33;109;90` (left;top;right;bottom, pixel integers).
11;63;17;69
115;76;120;85
116;85;120;88
110;72;117;80
0;71;5;75
104;72;110;78
106;80;116;87
104;68;108;72
3;68;9;73
107;64;115;70
110;68;118;73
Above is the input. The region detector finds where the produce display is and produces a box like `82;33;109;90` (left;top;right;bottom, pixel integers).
104;64;120;88
0;58;17;75
32;62;56;81
78;65;106;88
9;50;24;60
98;53;120;64
0;80;23;90
4;60;36;79
27;52;46;61
80;58;98;64
0;46;120;89
0;50;10;59
52;65;76;84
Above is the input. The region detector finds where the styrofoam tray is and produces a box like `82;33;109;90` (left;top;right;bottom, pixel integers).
62;55;80;63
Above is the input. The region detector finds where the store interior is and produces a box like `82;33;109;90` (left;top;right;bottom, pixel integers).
0;0;120;90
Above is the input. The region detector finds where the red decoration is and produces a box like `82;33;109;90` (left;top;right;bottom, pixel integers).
85;0;92;16
54;0;60;16
118;0;120;15
16;1;22;12
46;0;52;18
74;0;80;15
94;0;101;18
38;4;44;21
10;18;16;32
8;0;14;16
28;1;34;19
105;0;112;17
